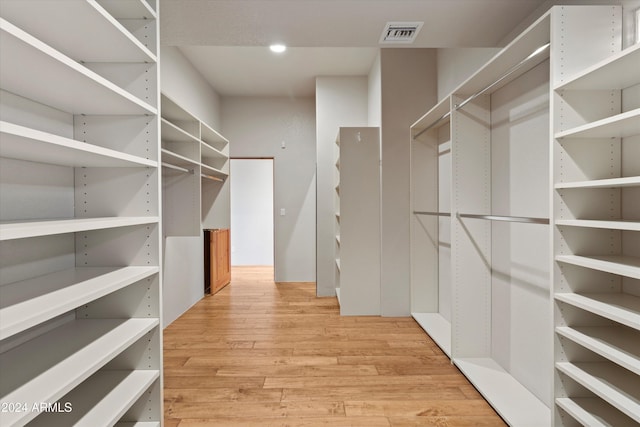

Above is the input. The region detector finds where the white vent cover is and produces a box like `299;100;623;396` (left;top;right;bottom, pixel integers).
379;22;423;44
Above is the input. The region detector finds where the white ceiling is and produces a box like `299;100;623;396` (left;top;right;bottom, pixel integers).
160;0;550;97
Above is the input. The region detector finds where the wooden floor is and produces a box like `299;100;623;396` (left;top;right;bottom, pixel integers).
163;266;506;426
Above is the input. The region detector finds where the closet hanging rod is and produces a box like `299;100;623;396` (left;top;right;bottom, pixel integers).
454;43;550;112
161;162;192;174
412;111;451;140
201;173;224;182
457;213;549;224
414;211;451;217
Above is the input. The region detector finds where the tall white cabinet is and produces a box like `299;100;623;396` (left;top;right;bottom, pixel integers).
334;127;381;315
411;5;639;426
551;7;640;426
0;1;163;425
160;93;230;325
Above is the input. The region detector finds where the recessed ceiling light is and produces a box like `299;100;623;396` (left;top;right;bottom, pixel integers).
269;44;287;53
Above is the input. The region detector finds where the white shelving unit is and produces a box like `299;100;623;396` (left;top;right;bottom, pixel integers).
334;127;381;315
410;97;452;357
160;93;230;325
551;5;640;426
0;1;162;425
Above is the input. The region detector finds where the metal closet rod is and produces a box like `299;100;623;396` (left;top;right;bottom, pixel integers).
412;42;550;140
414;211;451;217
457;212;549;224
162;162;192;174
201;173;224;182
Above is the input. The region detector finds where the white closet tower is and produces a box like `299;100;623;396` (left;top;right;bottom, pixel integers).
0;1;163;425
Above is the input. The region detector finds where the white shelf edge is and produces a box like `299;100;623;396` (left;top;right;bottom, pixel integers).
555;42;640;91
555;108;640;139
0;266;159;340
0;121;157;168
555;219;640;231
335;287;341;305
556;397;635;427
555;176;640;189
556;362;640;423
453;358;551;427
556;326;640;376
98;0;157;20
0;216;159;241
160;148;199;168
411;312;451;357
554;292;640;332
161;118;200;144
29;370;159;427
556;255;640;279
0;318;159;426
201;121;230;146
200;163;228;178
0;18;156;116
201;141;228;159
411;96;450;134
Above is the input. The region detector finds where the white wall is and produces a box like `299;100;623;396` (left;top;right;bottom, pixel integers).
379;48;437;316
160;46;222;129
436;48;501;100
230;159;274;266
315;77;369;296
222;97;316;282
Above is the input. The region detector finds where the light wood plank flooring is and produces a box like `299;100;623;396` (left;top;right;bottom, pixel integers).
163;266;506;426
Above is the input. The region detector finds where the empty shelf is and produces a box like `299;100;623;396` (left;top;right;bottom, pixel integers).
201;141;227;159
555;219;640;232
0;217;159;241
99;0;157;20
555;293;640;332
29;370;159;427
0;121;157;168
555;108;640;139
555;42;640;91
0;266;159;340
161;148;199;168
0;318;158;426
201;163;228;178
556;397;636;427
556;362;640;423
556;326;640;375
454;358;550;427
161;119;199;144
0;19;156;115
555;176;640;189
0;0;156;63
556;255;640;279
201;122;229;149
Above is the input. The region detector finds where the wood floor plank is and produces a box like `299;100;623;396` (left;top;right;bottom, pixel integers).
163;266;506;426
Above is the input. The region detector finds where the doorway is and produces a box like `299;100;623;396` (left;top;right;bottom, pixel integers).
230;158;274;270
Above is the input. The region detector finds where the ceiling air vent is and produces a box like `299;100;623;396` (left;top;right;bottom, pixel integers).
379;22;423;44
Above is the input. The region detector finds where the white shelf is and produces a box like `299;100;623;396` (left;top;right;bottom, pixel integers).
201;141;227;159
555;219;640;231
0;19;156;115
556;397;636;427
555;42;640;91
454;358;550;427
160;94;197;124
201;122;229;148
161;148;199;169
555;176;640;189
335;287;341;305
411;312;451;357
29;370;159;427
556;255;640;279
161;119;199;144
411;97;450;136
0;0;156;63
0;266;159;340
556;362;640;423
335;258;341;271
201;163;228;178
0;121;156;168
555;108;640;139
99;0;158;20
556;326;640;375
0;318;158;426
0;216;159;241
555;293;640;332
